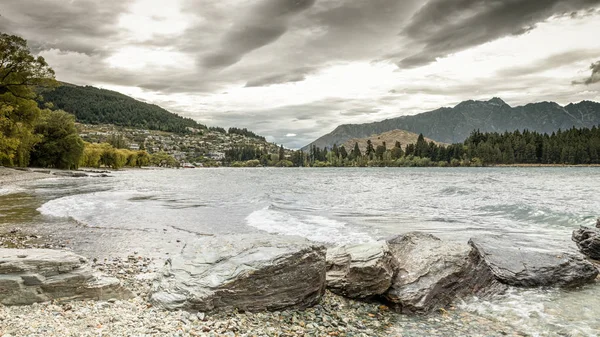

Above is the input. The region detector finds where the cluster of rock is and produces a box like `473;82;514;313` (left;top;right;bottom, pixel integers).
2;230;597;316
149;231;599;315
0;248;132;305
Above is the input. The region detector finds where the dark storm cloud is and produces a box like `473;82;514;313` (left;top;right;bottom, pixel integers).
199;0;316;69
573;61;600;85
396;0;600;67
0;0;132;55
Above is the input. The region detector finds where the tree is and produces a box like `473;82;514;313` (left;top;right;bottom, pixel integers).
375;142;387;160
339;145;348;160
0;33;56;99
1;33;58;166
278;145;285;161
350;142;361;160
29;110;84;169
391;141;404;159
365;140;375;159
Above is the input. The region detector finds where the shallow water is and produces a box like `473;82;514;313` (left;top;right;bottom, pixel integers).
1;167;599;336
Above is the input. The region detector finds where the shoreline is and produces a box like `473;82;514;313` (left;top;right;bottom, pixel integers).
0;166;592;336
0;232;524;337
0;167;55;188
0;206;525;336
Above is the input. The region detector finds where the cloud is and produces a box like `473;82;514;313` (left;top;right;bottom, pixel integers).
573;61;600;85
0;0;133;55
199;0;316;69
396;0;600;67
497;49;600;77
245;67;316;87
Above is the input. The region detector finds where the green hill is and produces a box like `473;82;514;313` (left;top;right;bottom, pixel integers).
38;84;206;134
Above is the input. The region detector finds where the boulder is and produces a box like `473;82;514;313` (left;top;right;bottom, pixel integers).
150;234;326;312
572;227;600;260
326;241;396;298
469;236;598;287
384;232;501;314
0;249;131;305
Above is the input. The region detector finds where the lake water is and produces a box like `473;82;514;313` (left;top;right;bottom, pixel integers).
1;167;599;336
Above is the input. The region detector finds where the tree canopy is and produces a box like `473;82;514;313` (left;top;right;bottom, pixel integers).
0;33;89;168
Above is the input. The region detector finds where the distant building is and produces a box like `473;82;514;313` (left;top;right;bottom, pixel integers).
129;143;140;151
207;152;225;160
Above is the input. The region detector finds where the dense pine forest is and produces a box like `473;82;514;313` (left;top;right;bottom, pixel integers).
38;85;207;134
222;126;600;168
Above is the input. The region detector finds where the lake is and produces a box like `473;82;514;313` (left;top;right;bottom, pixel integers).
1;167;599;336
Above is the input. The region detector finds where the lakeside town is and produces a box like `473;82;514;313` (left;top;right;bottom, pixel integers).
77;124;289;167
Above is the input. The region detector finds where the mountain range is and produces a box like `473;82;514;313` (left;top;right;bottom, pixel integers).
304;98;600;150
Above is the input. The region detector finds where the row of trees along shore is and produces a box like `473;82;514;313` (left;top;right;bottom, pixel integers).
0;33;179;169
229;127;600;167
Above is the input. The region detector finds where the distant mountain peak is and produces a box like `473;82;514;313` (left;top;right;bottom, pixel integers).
488;97;507;106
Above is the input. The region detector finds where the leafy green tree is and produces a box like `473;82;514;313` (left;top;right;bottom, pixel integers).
30;110;84;169
375;142;386;160
390;141;403;159
0;33;57;166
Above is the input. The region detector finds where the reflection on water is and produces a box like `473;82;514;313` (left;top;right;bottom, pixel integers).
1;167;599;336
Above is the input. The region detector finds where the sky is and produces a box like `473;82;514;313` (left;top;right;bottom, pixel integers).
1;0;600;148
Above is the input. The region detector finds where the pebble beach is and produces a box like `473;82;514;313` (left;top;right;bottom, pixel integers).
0;230;527;337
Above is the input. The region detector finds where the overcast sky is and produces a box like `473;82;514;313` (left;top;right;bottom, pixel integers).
1;0;600;148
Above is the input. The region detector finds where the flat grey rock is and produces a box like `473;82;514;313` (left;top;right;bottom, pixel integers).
469;236;598;287
0;249;132;305
150;234;326;312
384;232;501;314
572;226;600;260
326;241;396;298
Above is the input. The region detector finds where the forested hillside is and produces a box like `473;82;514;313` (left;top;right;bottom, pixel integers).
39;85;206;134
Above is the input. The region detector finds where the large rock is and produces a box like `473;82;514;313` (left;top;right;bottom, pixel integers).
326;241;396;298
469;236;598;287
572;226;600;260
150;234;326;312
384;232;501;314
0;249;131;305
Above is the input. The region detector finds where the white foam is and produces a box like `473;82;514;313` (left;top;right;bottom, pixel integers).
245;206;373;244
0;185;23;196
37;191;146;226
459;287;600;337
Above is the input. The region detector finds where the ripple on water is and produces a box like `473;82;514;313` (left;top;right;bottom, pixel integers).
245;205;374;244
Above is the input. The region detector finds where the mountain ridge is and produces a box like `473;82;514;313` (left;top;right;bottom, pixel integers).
38;84;207;134
303;98;600;150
